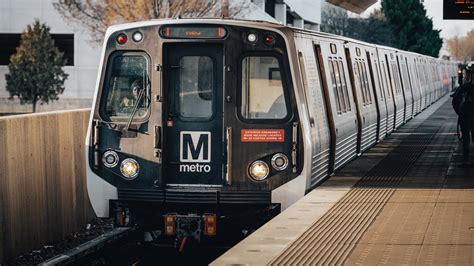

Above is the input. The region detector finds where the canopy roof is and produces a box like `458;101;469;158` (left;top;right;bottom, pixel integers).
326;0;377;14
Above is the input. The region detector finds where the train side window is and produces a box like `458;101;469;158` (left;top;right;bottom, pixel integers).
417;65;425;85
423;64;430;84
374;62;384;101
381;63;391;98
101;53;150;120
390;64;397;94
396;64;403;94
353;61;365;105
337;60;351;112
398;65;405;94
360;62;372;104
391;63;401;95
241;56;288;120
329;60;342;114
401;64;410;92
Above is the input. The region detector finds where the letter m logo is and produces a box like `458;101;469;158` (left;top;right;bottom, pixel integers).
180;131;211;163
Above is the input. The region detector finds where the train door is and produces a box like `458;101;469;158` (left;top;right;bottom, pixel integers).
415;58;427;110
378;52;395;134
406;56;421;115
345;45;378;154
367;49;388;141
397;55;414;121
162;44;224;186
385;52;405;129
318;41;358;171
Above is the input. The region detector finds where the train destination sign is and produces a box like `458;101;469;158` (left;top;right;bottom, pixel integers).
160;25;227;39
443;0;474;19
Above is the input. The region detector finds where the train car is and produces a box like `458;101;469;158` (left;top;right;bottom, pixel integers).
86;19;456;246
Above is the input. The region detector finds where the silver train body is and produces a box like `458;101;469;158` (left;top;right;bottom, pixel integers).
86;19;457;241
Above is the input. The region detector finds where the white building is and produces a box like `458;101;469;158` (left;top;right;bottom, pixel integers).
250;0;322;30
0;0;326;114
0;0;100;114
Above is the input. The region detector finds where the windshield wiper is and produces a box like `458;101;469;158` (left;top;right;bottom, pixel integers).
126;86;146;131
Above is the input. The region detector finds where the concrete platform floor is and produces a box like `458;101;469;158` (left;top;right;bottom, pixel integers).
212;96;474;265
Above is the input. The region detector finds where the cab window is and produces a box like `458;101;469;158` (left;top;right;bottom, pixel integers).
241;56;288;120
101;52;150;120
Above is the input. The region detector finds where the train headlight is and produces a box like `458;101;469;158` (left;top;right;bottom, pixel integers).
120;158;139;180
271;153;289;171
132;31;143;42
249;160;269;181
247;32;257;43
102;150;119;168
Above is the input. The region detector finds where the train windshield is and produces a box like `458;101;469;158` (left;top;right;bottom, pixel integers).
101;52;150;119
241;56;288;119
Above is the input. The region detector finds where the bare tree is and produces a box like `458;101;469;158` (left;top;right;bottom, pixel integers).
320;3;349;36
54;0;249;43
447;29;474;62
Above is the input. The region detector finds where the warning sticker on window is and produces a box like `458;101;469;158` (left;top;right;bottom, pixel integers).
241;129;285;142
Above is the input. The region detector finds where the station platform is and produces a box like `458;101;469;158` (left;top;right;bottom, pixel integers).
212;96;474;265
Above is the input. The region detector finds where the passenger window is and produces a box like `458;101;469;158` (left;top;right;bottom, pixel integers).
374;62;385;101
241;56;288;119
329;59;353;114
337;60;351;112
353;62;364;104
392;63;402;95
329;60;342;114
102;53;149;119
402;66;410;92
360;62;372;104
417;65;425;85
381;63;391;98
178;56;214;119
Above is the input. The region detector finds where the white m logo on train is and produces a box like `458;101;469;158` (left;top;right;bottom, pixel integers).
180;131;211;163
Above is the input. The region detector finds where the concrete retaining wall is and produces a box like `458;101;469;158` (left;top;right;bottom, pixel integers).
0;109;94;263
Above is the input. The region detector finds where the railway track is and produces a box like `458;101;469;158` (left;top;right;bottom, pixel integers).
37;226;228;265
39;227;138;265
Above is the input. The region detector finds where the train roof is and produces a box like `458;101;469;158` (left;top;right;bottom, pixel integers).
104;18;287;35
104;18;450;62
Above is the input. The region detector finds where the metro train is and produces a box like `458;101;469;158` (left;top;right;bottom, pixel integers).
86;19;457;245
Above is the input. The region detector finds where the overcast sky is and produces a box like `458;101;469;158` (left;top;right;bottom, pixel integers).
360;0;474;39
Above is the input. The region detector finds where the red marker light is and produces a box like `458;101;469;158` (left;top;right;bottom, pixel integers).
203;213;217;236
217;27;227;38
164;213;177;236
264;34;275;46
117;33;127;45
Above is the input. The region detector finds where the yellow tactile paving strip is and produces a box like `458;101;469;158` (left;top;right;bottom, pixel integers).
213;97;474;265
347;197;474;265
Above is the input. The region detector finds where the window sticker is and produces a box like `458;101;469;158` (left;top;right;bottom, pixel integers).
241;129;285;142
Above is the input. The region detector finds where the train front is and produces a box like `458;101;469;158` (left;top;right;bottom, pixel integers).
86;19;303;246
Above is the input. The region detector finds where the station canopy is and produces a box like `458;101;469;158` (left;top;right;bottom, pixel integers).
326;0;377;14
